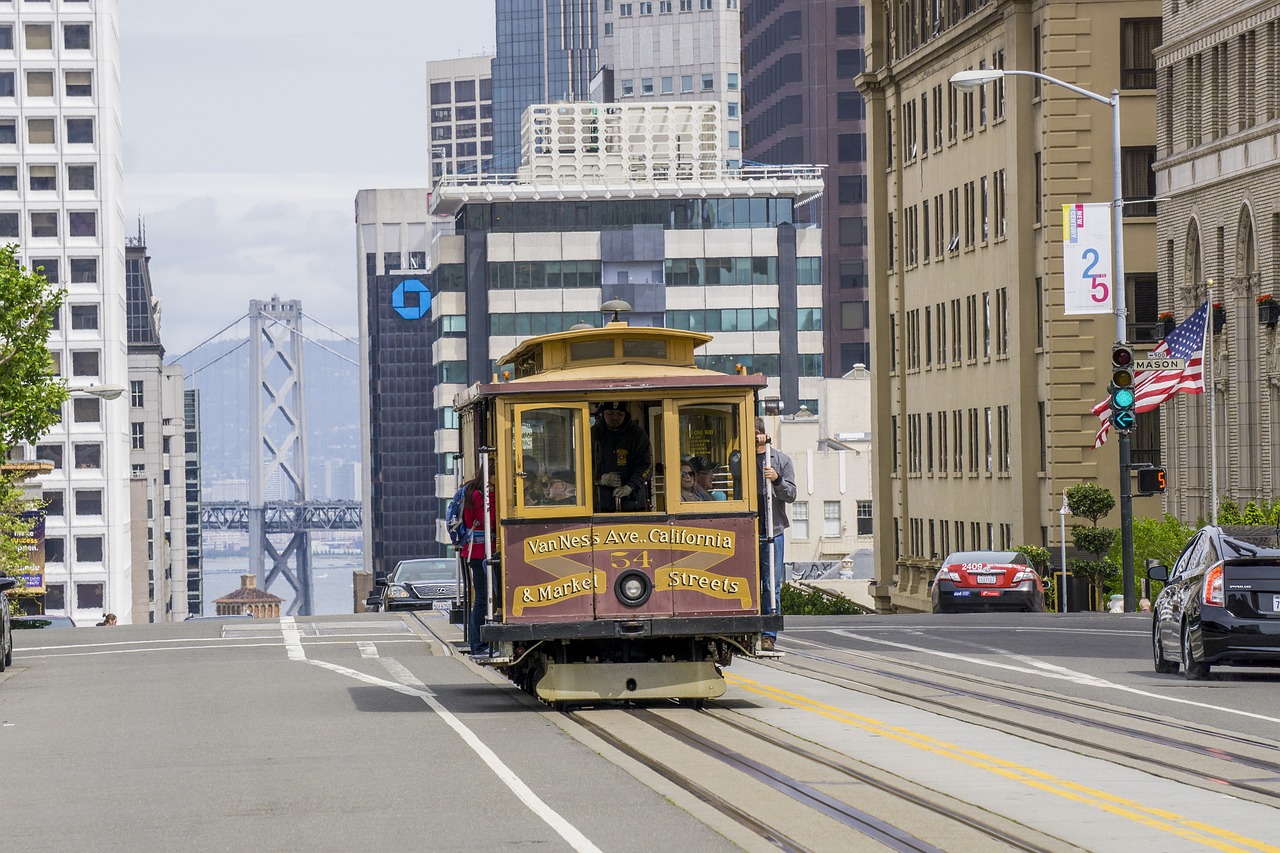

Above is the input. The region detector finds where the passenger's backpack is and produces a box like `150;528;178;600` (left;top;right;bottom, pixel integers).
445;485;470;547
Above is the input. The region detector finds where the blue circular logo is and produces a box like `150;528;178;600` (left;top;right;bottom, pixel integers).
391;279;431;320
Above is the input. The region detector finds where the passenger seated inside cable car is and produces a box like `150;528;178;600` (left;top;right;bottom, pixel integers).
591;401;651;512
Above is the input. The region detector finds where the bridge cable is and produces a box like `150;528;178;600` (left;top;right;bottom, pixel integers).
165;313;249;365
183;338;250;380
262;317;359;367
300;311;358;347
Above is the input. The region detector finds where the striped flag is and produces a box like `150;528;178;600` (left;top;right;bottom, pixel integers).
1092;301;1208;448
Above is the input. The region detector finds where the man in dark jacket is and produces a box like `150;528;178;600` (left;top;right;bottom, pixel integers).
756;417;796;650
592;401;651;512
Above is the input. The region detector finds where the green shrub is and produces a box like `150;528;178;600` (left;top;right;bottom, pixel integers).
780;583;865;615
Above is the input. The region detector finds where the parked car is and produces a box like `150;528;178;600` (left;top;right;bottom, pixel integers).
1;576;16;672
931;550;1046;613
1147;525;1280;679
11;614;77;629
378;558;460;612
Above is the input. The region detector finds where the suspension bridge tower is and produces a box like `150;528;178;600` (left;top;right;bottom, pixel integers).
248;297;313;615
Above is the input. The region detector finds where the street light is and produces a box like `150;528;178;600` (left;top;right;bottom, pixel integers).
67;383;125;401
949;67;1137;612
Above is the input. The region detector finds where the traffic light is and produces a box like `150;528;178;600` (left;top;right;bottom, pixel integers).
1136;467;1168;495
1109;344;1136;433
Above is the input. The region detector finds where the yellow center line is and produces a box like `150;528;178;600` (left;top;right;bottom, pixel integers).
725;673;1280;853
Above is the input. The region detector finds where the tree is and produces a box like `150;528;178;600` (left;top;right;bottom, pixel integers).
1109;513;1194;602
1;244;67;455
1;244;65;602
1066;483;1117;609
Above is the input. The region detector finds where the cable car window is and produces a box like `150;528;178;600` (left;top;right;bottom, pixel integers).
570;339;614;361
622;338;667;359
678;403;742;504
514;406;585;513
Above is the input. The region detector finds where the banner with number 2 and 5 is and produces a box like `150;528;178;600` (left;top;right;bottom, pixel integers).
1062;203;1113;315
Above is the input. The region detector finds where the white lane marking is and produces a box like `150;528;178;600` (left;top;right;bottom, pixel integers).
285;624;601;853
20;640;424;659
16;632;415;653
280;616;305;661
829;629;1280;726
357;641;379;659
379;657;429;692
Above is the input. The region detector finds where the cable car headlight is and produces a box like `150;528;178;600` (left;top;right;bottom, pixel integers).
614;570;652;607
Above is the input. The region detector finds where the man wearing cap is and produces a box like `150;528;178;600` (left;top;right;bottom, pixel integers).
592;401;651;512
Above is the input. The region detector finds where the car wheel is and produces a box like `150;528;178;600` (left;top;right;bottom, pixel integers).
1181;620;1210;680
1;635;9;670
1153;622;1178;674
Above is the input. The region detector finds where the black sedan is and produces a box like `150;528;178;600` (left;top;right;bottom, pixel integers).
1;576;16;672
1148;525;1280;679
378;558;460;612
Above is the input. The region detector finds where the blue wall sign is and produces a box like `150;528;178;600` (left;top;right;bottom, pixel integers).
391;279;432;320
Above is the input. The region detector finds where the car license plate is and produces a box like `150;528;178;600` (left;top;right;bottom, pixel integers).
1273;594;1280;612
433;600;453;611
977;575;999;584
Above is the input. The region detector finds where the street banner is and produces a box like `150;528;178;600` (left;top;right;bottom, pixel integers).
8;510;46;593
1062;203;1113;315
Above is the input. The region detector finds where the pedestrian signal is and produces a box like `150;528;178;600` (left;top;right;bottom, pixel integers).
1136;467;1167;494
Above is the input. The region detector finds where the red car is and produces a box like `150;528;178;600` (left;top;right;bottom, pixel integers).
931;550;1046;613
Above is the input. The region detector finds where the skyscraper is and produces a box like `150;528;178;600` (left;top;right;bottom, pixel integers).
3;1;131;622
491;0;598;172
741;1;871;375
427;55;495;181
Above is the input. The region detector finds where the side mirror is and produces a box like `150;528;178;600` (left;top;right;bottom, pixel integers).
0;576;18;593
1145;559;1169;582
374;575;388;587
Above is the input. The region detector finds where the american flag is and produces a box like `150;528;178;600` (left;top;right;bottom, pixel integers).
1092;301;1208;448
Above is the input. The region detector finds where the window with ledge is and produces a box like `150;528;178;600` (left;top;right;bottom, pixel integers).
28;164;55;191
0;165;14;191
32;257;58;283
791;502;809;539
43;490;64;516
0;71;13;97
65;70;92;97
68;164;94;190
63;22;91;50
26;71;53;97
25;23;52;50
37;443;63;470
72;397;100;423
0;212;16;237
1122;147;1157;216
69;211;96;237
74;489;102;516
66;118;94;144
0;25;12;50
77;579;105;606
46;537;65;564
71;350;99;376
823;501;841;538
1120;18;1161;89
73;443;100;469
71;304;98;329
28;118;54;144
131;421;145;450
70;258;97;282
30;211;58;238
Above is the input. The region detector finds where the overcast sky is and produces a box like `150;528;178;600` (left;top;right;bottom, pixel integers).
120;2;496;356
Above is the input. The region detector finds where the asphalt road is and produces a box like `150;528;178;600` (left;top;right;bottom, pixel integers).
5;611;1279;852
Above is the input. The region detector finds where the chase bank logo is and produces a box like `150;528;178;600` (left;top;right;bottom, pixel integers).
391;279;432;320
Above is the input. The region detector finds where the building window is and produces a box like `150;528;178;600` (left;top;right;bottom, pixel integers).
0;25;11;51
30;211;58;238
681;74;693;93
71;350;99;376
73;443;101;469
701;73;714;91
28;118;55;144
726;102;738;118
37;443;63;470
823;501;841;538
727;73;739;91
25;23;53;51
131;422;145;450
0;71;13;98
836;50;863;79
727;131;739;149
856;501;872;536
66;117;94;144
72;397;100;423
65;70;92;97
1122;147;1157;216
69;211;96;237
70;258;97;282
661;76;673;94
791;502;809;539
74;489;102;516
71;304;98;329
31;257;58;283
0;211;16;237
621;79;634;97
641;77;653;95
68;164;95;191
45;537;64;564
619;2;632;14
639;0;653;13
0;165;14;192
130;380;144;407
63;23;91;50
28;164;55;191
1120;18;1161;89
76;580;105;606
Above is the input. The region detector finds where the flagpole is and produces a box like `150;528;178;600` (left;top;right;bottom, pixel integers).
1208;285;1218;523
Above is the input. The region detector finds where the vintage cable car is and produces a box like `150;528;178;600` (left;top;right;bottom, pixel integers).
454;314;781;706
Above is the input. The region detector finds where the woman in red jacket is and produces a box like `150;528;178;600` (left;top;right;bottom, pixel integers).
460;470;498;655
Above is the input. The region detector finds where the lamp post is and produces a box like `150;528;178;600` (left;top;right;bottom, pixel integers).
950;68;1136;612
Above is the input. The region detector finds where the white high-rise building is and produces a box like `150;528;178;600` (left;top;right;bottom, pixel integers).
427;55;495;181
597;0;743;164
2;1;131;623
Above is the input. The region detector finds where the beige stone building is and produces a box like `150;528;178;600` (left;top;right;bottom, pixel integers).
1154;1;1280;521
214;575;283;619
858;0;1164;611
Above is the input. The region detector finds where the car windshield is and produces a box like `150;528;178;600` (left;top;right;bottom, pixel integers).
13;615;77;629
943;550;1027;567
391;559;456;583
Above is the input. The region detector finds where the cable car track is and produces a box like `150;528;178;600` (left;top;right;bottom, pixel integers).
769;641;1280;805
570;706;1063;853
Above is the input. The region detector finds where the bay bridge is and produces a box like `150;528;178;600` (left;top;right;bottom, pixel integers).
174;297;363;616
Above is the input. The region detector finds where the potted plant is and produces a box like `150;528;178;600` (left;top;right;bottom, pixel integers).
1213;302;1227;333
1258;294;1280;327
1158;312;1175;337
